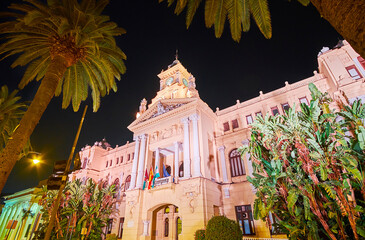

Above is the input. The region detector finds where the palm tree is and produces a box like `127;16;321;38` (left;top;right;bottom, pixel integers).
0;0;126;194
162;0;365;58
0;85;30;159
161;0;272;41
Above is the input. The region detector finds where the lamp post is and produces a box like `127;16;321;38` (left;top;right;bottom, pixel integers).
43;105;88;240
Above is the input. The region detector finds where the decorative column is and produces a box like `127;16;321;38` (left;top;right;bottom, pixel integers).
218;146;228;182
181;117;191;178
142;220;150;236
174;142;180;182
155;148;160;176
129;136;141;190
190;113;202;177
136;134;148;188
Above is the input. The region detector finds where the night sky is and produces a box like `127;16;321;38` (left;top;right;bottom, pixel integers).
1;0;341;194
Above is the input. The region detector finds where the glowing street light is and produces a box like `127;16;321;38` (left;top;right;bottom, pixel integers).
32;158;40;165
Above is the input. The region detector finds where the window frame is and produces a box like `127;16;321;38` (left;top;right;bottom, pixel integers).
235;205;255;235
271;106;279;116
124;175;131;191
118;217;124;238
346;65;362;80
232;119;239;129
229;148;246;177
164;218;169;237
281;102;290;113
223;122;230;132
299;96;309;105
246;115;253;125
255;112;262;118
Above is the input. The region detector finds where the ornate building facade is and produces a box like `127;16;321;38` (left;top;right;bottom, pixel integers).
0;188;42;240
69;40;365;240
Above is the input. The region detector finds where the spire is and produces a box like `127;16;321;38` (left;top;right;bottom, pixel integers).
175;49;178;60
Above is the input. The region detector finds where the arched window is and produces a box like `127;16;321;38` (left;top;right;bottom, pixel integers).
164;218;169;237
229;149;246;177
176;217;182;237
124;175;131;191
164;207;170;214
179;164;184;177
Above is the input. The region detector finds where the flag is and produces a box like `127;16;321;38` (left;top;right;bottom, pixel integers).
148;167;154;190
152;165;160;188
163;164;170;177
142;169;149;190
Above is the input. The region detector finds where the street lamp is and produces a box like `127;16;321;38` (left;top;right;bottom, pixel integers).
32;158;40;165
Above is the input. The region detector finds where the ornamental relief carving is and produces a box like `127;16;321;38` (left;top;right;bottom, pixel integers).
150;124;183;143
183;181;201;213
126;191;140;218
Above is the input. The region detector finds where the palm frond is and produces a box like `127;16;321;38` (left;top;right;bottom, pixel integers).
248;0;271;39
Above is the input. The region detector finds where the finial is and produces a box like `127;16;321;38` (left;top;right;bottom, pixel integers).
175;49;178;60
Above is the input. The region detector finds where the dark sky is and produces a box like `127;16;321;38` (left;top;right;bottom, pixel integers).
1;0;341;194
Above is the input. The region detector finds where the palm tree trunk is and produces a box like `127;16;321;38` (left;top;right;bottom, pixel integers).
310;0;365;58
0;55;68;194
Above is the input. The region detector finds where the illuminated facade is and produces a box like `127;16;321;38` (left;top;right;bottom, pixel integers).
68;40;365;240
0;188;42;240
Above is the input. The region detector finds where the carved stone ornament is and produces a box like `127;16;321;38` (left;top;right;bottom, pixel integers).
146;102;185;121
126;191;140;217
183;182;201;213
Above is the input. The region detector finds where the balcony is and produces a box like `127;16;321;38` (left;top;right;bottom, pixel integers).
154;176;172;186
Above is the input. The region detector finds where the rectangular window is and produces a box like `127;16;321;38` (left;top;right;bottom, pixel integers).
121;156;124;163
235;205;255;235
110;160;112;167
346;65;362;80
246;115;253;125
232;119;239;129
299;97;309;105
116;157;119;165
106;161;108;168
271;107;279;116
118;217;124;238
223;122;230;132
281;103;290;113
128;154;130;161
255;112;262;117
82;157;87;169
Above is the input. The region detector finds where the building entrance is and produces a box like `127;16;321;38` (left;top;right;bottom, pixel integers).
151;204;180;240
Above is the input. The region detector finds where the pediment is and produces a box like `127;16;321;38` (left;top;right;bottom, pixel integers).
128;98;197;130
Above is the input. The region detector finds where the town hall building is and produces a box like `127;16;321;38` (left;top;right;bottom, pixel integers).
1;40;365;240
68;40;365;240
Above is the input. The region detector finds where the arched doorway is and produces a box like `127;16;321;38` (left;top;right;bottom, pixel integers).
151;204;180;240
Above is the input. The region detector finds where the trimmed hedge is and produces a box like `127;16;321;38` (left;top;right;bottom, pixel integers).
195;229;206;240
205;216;242;240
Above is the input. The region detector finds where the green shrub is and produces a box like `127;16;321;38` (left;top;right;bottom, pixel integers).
205;216;242;240
195;229;206;240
